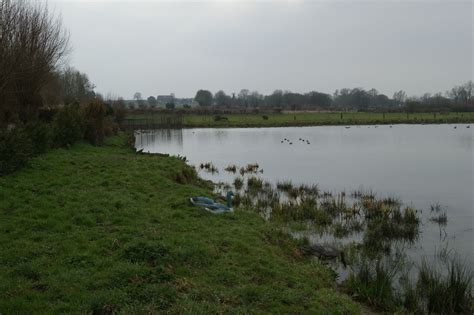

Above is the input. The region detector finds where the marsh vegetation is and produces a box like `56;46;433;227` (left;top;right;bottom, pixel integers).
209;163;473;313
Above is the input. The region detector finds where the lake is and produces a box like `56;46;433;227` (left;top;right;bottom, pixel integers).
135;124;473;267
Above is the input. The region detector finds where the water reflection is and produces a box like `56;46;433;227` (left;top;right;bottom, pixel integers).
135;129;183;152
136;124;473;266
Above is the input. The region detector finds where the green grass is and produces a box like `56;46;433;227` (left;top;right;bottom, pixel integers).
0;135;360;314
126;111;474;128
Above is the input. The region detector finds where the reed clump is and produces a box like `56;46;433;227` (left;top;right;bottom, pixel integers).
233;177;244;190
247;176;263;190
199;162;218;174
276;180;293;192
224;164;237;173
416;255;472;314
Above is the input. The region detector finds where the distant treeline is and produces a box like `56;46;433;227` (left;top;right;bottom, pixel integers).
130;82;474;113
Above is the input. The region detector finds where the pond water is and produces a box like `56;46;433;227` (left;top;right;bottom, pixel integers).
136;124;473;268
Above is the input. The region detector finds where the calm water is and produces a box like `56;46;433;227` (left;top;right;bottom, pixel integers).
136;124;473;264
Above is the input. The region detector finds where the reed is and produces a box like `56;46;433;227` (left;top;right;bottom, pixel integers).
247;176;263;190
224;164;237;173
233;177;244;190
276;180;293;192
416;254;473;314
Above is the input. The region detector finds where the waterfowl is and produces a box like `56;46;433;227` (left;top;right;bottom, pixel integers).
190;191;234;213
454;126;457;129
467;126;470;128
189;196;216;206
345;126;350;129
204;191;234;213
300;244;347;267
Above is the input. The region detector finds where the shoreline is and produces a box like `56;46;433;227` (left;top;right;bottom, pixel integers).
0;135;362;314
173;121;473;129
124;112;474;129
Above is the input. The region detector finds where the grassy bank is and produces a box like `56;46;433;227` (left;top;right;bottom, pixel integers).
126;111;474;128
0;135;360;313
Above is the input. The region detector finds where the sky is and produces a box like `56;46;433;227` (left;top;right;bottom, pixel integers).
48;0;473;99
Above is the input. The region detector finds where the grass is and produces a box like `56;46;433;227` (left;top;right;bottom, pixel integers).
345;256;401;311
345;249;473;313
417;255;472;313
126;111;474;128
0;134;361;313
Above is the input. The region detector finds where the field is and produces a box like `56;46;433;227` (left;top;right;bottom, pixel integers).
0;135;360;313
125;111;474;128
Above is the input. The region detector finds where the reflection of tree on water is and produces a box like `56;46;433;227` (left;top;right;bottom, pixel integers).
135;129;184;151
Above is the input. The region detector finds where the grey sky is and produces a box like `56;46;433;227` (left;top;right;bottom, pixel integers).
49;0;472;99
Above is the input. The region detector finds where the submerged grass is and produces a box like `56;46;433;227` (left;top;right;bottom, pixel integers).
234;179;472;313
0;135;361;314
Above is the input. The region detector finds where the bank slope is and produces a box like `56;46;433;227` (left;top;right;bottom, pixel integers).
0;136;360;314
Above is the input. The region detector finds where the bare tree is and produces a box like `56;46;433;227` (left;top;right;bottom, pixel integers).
0;0;70;124
393;90;407;106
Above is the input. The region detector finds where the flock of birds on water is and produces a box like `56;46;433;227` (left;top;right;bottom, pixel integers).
278;124;470;145
281;138;311;145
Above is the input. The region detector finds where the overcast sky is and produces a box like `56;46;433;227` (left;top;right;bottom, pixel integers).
48;0;472;99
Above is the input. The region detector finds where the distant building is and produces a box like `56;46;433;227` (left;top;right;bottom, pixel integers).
156;94;198;107
157;94;174;105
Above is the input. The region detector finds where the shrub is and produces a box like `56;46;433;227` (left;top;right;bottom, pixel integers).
111;102;127;125
25;122;52;155
214;115;228;121
103;116;119;137
0;127;33;175
38;108;57;122
83;100;106;145
52;104;85;147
